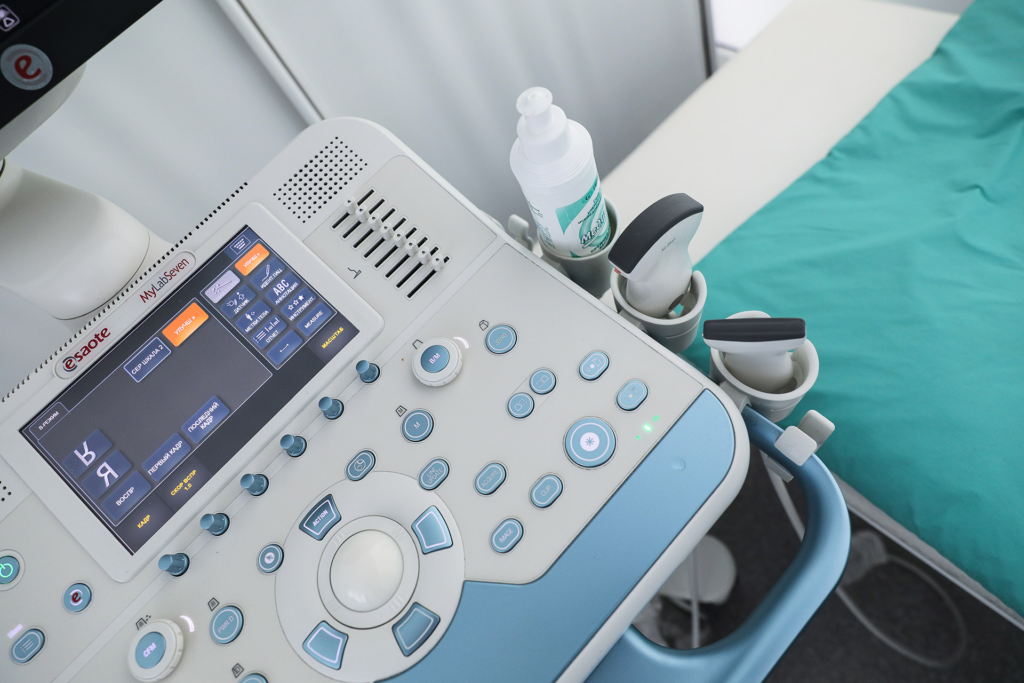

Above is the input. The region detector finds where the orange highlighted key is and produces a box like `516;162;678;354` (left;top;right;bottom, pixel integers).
235;243;269;276
163;302;209;347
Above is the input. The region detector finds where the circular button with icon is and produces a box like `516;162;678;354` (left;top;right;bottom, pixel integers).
63;583;92;613
564;417;616;468
0;552;22;590
258;544;285;574
1;44;53;90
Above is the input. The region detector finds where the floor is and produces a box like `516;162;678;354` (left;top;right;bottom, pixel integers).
641;456;1024;681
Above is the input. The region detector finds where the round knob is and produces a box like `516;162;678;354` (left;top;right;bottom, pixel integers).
158;553;189;577
331;530;404;612
356;360;380;383
412;338;462;387
200;513;229;536
318;396;344;420
128;619;183;682
240;473;268;496
280;434;307;457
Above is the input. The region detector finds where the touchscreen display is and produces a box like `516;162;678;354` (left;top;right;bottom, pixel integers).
21;227;358;553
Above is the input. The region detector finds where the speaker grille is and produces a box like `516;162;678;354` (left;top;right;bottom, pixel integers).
274;137;367;224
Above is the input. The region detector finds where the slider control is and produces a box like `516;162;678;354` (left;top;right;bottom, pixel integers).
356;360;380;384
200;513;229;536
159;553;189;577
240;473;269;496
319;397;344;420
281;434;307;457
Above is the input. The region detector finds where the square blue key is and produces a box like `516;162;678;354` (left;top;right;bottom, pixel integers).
100;471;151;523
251;315;286;349
182;397;230;444
266;272;302;306
282;287;316;321
219;285;256;319
82;450;132;500
62;429;112;478
297;301;333;338
236;300;271;334
251;257;285;290
267;330;303;365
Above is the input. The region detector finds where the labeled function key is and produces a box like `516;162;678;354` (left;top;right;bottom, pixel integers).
419;459;450;490
485;325;517;354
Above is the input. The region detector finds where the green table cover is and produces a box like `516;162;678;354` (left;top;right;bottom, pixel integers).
684;0;1024;616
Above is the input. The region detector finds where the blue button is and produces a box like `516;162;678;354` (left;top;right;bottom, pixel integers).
236;300;271;334
507;392;534;419
616;379;649;411
81;450;131;500
62;429;112;478
266;272;302;306
531;475;563;508
300;495;341;541
240;675;268;683
100;471;151;522
123;337;172;383
219;284;256;319
303;621;347;670
210;605;244;644
297;301;334;338
411;506;453;554
402;410;433;442
420;345;450;373
392;603;440;656
251;315;286;349
182;396;230;444
252;257;285;290
418;459;449;490
142;434;191;482
490;519;524;553
62;583;92;613
346;450;375;481
529;369;556;394
485;325;517;354
475;463;506;495
258;544;284;574
564;417;616;468
579;351;609;381
134;631;164;669
11;629;44;663
282;287;317;321
267;330;303;365
0;555;20;585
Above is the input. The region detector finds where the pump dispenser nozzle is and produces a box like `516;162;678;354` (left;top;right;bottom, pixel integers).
515;87;572;164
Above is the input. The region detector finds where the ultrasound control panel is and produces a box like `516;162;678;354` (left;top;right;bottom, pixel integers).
0;119;747;683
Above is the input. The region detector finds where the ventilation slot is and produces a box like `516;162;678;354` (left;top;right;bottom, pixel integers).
274;137;367;224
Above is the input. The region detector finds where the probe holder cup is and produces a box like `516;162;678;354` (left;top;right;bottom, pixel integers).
610;270;707;354
537;198;619;299
709;311;819;422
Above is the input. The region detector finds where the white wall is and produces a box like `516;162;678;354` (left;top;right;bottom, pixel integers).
240;0;708;228
2;0;708;391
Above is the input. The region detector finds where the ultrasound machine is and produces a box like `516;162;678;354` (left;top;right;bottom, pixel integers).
0;4;850;682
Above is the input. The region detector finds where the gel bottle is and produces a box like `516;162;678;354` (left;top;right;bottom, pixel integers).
510;87;610;258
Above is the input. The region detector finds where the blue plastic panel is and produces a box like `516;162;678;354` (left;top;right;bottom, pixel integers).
392;390;735;682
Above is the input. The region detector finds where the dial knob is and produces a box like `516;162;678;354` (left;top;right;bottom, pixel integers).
412;338;462;387
128;619;183;681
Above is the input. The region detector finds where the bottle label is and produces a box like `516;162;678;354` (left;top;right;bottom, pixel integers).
531;176;610;258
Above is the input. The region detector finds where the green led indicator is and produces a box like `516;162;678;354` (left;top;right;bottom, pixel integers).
643;424;652;432
652;415;660;422
636;435;642;440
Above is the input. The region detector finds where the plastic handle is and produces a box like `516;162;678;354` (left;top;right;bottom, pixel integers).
587;406;850;683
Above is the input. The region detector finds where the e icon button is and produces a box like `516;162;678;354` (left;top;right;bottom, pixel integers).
1;44;53;91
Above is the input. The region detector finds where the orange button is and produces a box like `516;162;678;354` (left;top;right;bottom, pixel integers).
235;244;269;276
163;302;209;347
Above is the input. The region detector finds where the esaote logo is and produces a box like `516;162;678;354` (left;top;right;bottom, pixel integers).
59;329;112;374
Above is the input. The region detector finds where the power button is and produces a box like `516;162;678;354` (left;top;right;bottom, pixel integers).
0;553;21;589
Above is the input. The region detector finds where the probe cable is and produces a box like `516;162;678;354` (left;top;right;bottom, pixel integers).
765;457;968;669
